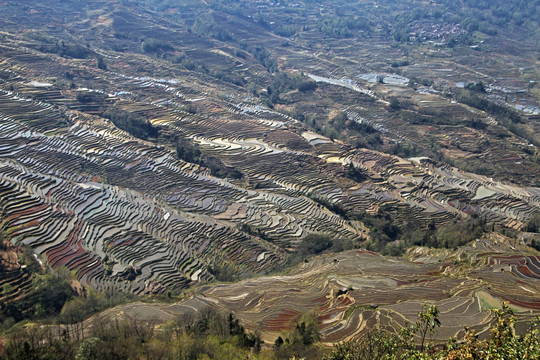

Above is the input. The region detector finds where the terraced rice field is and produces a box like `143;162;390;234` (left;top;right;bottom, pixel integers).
86;235;540;344
1;79;539;295
0;1;539;299
1;43;540;294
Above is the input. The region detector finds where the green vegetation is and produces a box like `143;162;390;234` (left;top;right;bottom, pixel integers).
175;137;202;164
102;107;159;140
454;89;540;147
389;97;402;111
1;272;73;323
465;82;486;93
297;234;333;256
526;214;540;233
206;261;239;282
416;216;487;249
175;137;242;179
274;315;322;359
142;39;174;54
437;0;540;32
75;91;106;104
0;241;132;332
324;328;398;360
526;214;540;251
96;56;107;71
244;45;278;73
204;156;243;179
345;163;368;183
317;16;371;37
38;40;94;59
455;89;522;124
193;12;232;42
390;0;539;44
60;289;134;325
1;308;262;360
278;233;359;268
263;72;318;105
392;60;410;68
356;209;489;255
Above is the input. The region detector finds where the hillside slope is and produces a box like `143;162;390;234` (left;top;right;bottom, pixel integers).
0;0;539;296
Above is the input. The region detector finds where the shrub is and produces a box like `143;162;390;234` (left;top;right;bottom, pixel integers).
102;107;159;140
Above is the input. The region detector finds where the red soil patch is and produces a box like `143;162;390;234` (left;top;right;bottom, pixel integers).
505;297;540;310
317;313;333;321
516;266;540;279
263;309;301;331
337;297;353;307
356;249;381;256
395;279;410;286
